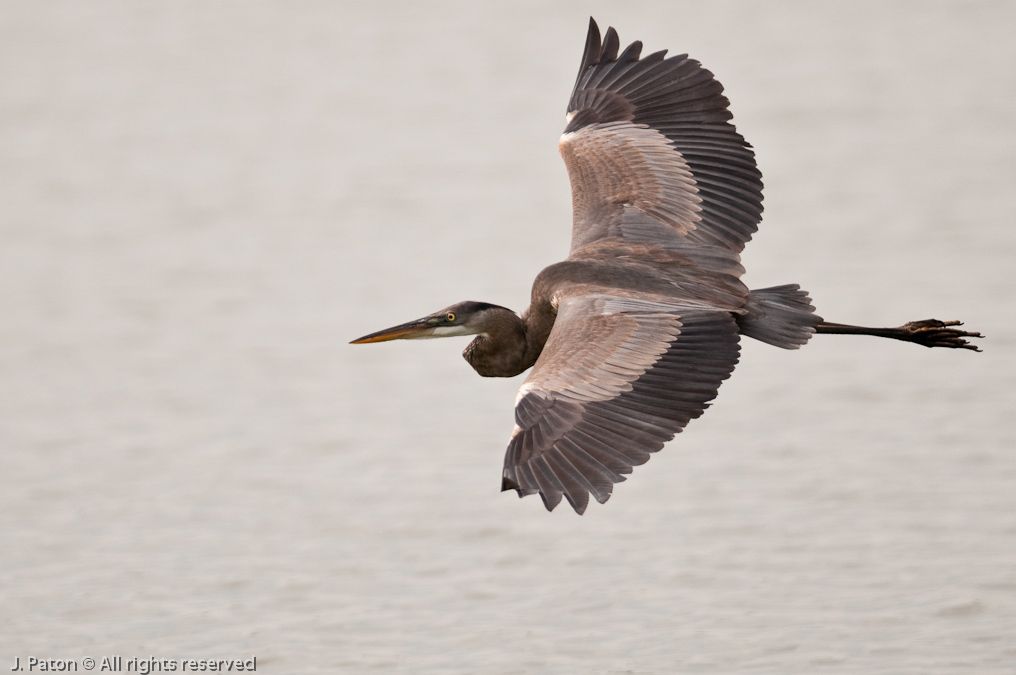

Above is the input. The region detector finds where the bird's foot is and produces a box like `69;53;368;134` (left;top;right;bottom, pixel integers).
897;319;983;351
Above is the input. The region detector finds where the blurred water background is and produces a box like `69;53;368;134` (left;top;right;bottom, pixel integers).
1;1;1014;672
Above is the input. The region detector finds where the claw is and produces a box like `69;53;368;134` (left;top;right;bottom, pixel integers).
902;319;983;351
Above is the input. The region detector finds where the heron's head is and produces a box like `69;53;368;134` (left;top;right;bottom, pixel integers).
350;301;511;344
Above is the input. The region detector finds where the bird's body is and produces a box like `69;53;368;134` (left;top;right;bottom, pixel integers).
352;19;981;514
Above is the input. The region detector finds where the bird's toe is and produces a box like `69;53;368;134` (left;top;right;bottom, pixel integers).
903;319;983;351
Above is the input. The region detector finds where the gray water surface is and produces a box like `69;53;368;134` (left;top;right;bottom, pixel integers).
2;2;1014;673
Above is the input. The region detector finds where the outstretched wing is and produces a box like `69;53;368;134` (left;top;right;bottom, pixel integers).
503;294;740;513
560;18;762;258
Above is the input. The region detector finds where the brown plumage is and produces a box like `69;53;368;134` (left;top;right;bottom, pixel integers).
351;19;982;514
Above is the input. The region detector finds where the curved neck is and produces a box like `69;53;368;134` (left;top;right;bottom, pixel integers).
462;307;548;378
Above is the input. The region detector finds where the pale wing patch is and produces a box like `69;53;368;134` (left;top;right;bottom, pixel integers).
518;295;683;404
514;381;538;405
559;121;702;239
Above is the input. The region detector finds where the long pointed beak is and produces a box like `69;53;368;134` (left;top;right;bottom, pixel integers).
350;318;436;344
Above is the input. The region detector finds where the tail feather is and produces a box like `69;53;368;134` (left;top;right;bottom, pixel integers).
738;284;822;349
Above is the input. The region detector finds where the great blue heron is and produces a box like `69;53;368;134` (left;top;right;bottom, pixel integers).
352;19;982;514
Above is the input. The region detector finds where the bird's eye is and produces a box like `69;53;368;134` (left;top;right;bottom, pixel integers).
446;312;456;322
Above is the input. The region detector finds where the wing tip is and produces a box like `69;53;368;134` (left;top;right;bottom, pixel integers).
503;469;590;514
501;475;521;493
601;26;620;63
582;18;626;69
539;489;563;512
581;17;602;71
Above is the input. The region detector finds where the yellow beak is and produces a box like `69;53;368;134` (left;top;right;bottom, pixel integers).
349;318;436;344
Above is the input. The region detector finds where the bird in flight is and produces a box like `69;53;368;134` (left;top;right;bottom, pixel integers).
352;19;982;514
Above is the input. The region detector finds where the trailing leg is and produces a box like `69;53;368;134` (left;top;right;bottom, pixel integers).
815;319;982;351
